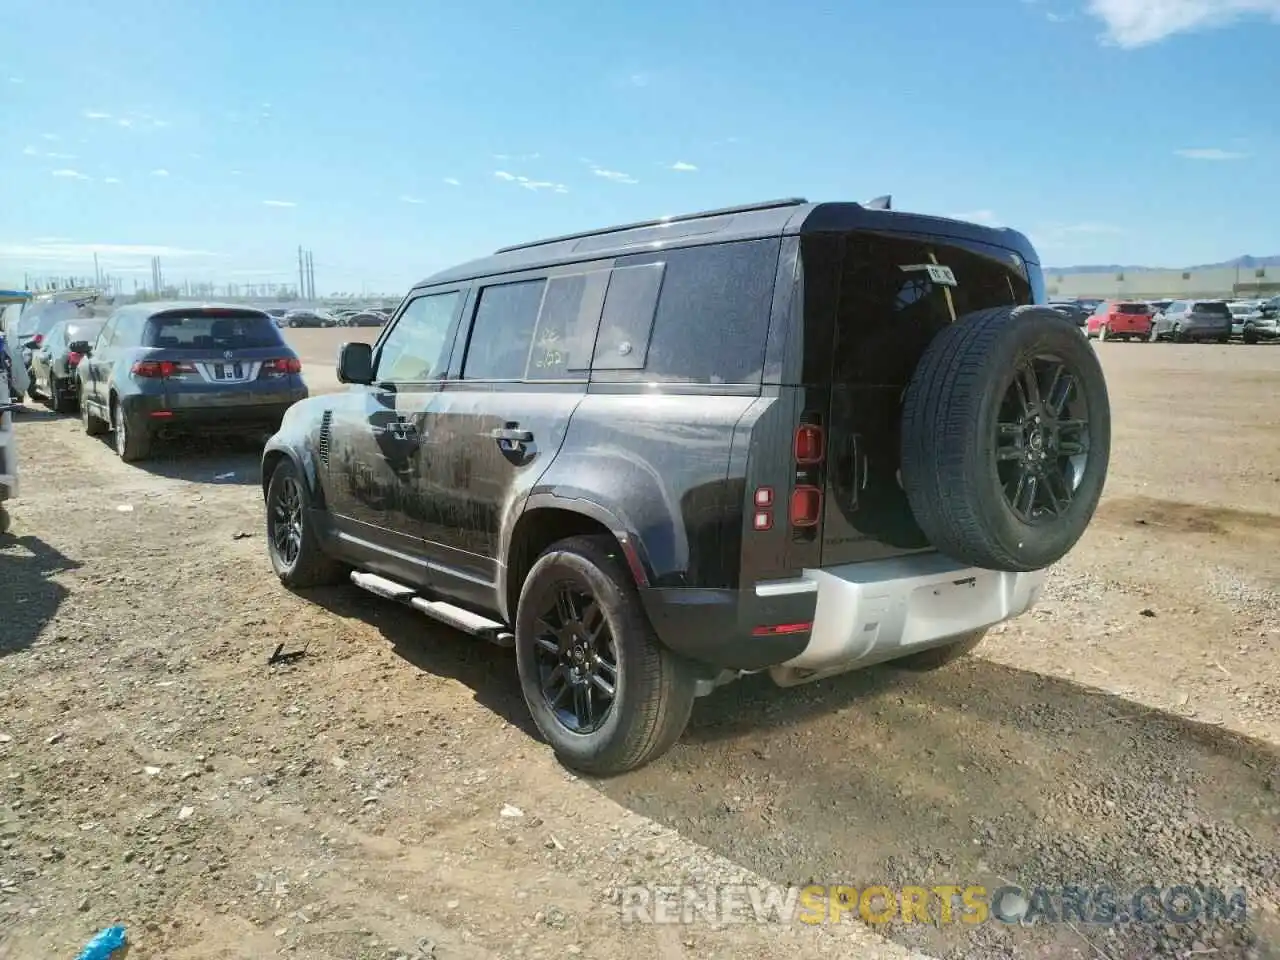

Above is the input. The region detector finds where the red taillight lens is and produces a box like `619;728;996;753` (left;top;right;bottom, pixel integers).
131;360;195;378
67;352;83;366
751;622;813;637
790;486;822;527
261;357;302;377
795;424;824;464
30;334;43;347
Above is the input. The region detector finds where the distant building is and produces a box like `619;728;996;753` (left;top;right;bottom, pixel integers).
1046;265;1279;301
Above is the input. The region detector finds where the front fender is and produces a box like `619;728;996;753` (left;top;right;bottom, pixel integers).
261;399;328;509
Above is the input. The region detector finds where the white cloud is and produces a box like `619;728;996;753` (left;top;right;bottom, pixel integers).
151;168;169;177
51;169;90;180
399;195;425;204
8;76;23;84
22;145;39;156
103;177;121;184
629;72;650;87
46;152;77;160
493;170;567;193
0;241;218;264
229;169;243;176
262;200;296;207
443;177;461;186
1175;147;1249;160
1086;0;1280;47
117;118;133;128
41;133;59;142
669;161;698;172
83;110;112;120
592;167;639;185
1047;11;1072;21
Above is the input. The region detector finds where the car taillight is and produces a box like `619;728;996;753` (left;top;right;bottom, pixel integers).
790;486;822;527
131;360;196;379
260;357;302;377
794;424;824;464
67;351;83;366
30;334;43;347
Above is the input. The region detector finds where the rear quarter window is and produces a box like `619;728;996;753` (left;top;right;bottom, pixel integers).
590;238;781;384
1194;302;1230;315
1117;303;1150;314
143;313;283;349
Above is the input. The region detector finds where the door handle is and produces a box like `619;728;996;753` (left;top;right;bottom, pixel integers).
490;427;533;443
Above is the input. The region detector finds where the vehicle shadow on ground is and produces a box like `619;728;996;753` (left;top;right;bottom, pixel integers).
591;658;1280;958
86;433;263;487
0;534;80;658
296;585;536;737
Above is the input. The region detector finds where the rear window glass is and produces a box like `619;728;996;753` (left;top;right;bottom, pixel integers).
1117;303;1149;314
1193;302;1230;315
17;301;80;335
143;313;283;349
64;321;104;344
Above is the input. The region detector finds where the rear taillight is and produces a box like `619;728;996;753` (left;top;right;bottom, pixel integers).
131;360;197;379
30;334;43;347
67;352;83;367
791;417;825;532
260;357;302;377
790;486;822;527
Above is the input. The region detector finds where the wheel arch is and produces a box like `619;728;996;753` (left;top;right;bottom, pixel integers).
261;443;327;511
502;497;651;625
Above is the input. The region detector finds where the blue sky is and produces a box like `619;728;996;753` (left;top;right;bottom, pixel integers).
2;0;1278;295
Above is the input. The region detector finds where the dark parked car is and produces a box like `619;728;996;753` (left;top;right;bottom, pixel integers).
260;197;1110;774
13;299;93;386
283;310;334;328
1149;299;1232;343
76;302;307;462
342;311;386;327
1049;301;1089;327
28;318;105;413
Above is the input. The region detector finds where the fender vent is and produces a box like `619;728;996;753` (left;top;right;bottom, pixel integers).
318;410;332;467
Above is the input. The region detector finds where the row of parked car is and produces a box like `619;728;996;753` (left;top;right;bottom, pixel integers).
1049;296;1280;344
6;298;306;460
263;307;390;329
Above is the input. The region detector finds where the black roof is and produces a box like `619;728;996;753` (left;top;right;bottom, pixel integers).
415;198;1041;288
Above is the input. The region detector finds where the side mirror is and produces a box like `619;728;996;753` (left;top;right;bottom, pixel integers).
337;341;374;385
68;340;93;355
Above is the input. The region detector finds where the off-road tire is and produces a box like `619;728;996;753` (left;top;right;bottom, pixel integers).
111;399;152;462
1243;327;1260;345
900;305;1111;572
895;629;987;671
515;534;696;776
81;386;108;436
265;457;347;588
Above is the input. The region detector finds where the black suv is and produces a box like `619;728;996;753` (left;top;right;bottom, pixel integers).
77;302;307;461
261;198;1111;775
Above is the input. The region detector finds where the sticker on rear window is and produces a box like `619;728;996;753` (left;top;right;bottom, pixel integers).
901;264;958;287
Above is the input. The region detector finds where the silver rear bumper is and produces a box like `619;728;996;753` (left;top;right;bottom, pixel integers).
769;554;1044;686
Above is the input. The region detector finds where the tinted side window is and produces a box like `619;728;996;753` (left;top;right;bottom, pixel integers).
462;279;546;380
526;269;609;380
377;290;461;382
593;238;780;384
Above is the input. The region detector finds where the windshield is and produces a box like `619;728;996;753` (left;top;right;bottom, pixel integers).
143;312;284;349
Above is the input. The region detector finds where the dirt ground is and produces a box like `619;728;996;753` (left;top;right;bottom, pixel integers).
1;335;1278;960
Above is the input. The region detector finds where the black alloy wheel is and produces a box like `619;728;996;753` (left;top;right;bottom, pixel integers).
995;355;1090;526
531;582;619;734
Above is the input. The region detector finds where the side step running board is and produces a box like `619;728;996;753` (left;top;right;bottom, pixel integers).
349;571;514;647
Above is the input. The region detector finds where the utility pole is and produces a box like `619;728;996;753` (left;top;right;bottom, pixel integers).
307;250;315;300
93;252;100;288
297;245;305;301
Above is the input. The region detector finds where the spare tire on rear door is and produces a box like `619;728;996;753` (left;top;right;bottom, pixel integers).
900;305;1110;572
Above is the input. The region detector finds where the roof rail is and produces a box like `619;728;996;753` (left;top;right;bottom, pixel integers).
494;197;809;254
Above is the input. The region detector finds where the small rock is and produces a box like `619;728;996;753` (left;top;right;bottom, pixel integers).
0;734;11;743
500;804;524;819
567;947;582;956
232;531;252;540
177;806;194;820
144;766;161;776
1140;608;1156;618
46;732;65;745
362;796;379;805
77;897;90;912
